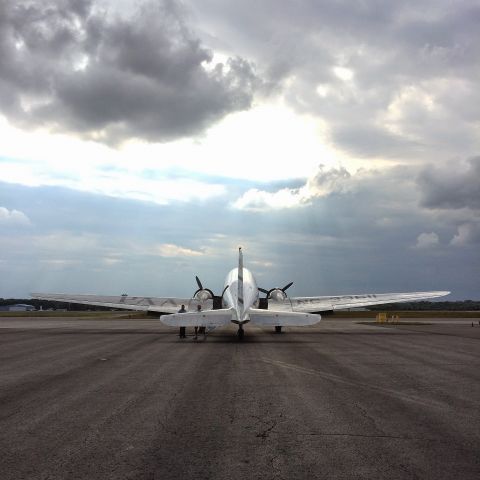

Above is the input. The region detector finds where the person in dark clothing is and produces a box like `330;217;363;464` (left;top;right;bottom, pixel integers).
178;304;187;338
198;301;206;339
194;304;201;340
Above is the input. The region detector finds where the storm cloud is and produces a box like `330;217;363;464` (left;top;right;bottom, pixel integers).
418;156;480;210
417;156;480;246
187;0;480;160
0;0;260;143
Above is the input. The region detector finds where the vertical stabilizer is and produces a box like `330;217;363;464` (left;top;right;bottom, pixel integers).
238;247;244;319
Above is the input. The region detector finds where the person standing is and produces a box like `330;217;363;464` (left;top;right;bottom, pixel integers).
197;303;206;339
194;304;201;339
178;304;187;339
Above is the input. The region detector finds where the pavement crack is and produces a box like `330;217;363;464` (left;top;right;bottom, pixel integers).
255;419;277;439
353;402;387;436
294;432;423;440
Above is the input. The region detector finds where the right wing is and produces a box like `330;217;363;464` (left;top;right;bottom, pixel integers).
268;290;450;313
31;293;212;314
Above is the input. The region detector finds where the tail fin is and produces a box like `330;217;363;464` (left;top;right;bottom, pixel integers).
238;247;244;318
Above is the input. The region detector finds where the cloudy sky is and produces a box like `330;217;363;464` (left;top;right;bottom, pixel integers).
1;0;479;299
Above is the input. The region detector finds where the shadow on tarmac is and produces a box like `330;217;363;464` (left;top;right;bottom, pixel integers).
4;327;473;343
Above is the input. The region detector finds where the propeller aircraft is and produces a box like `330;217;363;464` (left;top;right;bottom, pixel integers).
32;248;450;339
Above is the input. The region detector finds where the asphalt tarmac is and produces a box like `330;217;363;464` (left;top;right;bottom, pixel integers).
1;316;479;480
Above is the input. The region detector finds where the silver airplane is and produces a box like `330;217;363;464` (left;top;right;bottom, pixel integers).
32;248;449;339
31;247;450;339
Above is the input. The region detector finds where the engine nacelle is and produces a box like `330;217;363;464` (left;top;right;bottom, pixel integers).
259;282;293;304
194;289;214;302
267;288;288;302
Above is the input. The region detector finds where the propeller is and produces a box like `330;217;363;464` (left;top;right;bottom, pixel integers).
193;275;214;299
259;282;294;300
193;276;229;306
221;285;229;297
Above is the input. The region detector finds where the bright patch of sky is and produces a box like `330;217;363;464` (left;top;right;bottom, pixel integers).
0;102;356;204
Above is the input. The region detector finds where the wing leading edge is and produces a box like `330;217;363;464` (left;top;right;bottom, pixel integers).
269;290;451;313
30;293;212;314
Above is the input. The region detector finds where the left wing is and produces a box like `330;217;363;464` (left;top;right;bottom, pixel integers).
268;290;450;313
31;293;212;314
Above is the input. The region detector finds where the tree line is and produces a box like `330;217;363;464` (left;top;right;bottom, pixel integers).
0;298;112;311
369;300;480;311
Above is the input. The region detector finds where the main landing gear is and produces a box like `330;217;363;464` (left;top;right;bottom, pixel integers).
237;325;244;340
274;326;282;334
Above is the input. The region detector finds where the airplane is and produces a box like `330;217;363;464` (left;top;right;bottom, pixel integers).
32;248;450;340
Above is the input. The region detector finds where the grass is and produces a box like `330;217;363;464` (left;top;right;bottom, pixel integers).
357;321;434;326
330;310;480;319
0;310;151;319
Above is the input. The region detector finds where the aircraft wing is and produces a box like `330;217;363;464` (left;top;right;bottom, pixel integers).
268;290;450;313
30;293;212;314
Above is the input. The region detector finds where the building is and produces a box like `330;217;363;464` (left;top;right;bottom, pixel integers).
0;304;36;312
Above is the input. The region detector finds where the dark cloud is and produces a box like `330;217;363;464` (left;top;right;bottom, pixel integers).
188;0;480;159
0;0;260;143
417;156;480;246
418;156;480;210
450;222;480;247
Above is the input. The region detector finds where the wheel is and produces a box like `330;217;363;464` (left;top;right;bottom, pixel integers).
275;326;282;334
238;327;244;340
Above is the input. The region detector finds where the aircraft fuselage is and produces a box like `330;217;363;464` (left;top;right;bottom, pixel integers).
223;268;259;322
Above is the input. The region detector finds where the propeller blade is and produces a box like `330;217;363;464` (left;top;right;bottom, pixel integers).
258;287;269;294
195;276;203;290
282;282;293;292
